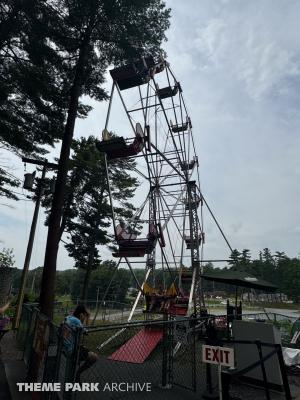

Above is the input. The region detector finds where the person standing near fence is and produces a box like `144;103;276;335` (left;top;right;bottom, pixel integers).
64;305;98;381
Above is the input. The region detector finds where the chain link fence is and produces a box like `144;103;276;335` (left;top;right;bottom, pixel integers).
16;304;296;400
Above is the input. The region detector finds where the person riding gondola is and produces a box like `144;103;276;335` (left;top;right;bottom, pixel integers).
113;222;160;258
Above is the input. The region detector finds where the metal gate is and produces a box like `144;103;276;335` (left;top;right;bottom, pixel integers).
171;318;197;391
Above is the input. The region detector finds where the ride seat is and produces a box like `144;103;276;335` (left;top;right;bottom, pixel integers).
113;222;159;258
170;297;189;316
184;235;202;249
116;224;137;240
97;123;145;160
157;82;180;99
171;116;192;133
112;248;146;258
110;56;159;91
180;157;198;171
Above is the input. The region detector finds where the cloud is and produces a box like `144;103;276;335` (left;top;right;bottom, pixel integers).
1;0;300;268
238;40;300;100
185;2;300;103
193;18;227;67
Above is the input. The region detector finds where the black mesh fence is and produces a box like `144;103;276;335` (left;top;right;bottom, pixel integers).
16;303;38;351
47;316;210;400
16;306;296;400
76;318;173;400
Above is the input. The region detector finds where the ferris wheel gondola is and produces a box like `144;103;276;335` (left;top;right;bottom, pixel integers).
96;55;207;321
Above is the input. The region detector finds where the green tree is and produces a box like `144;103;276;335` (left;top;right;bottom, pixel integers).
43;136;138;304
0;247;15;268
0;1;68;198
70;261;131;305
228;249;241;270
262;248;273;264
274;251;287;265
35;0;171;318
240;249;251;272
261;248;275;280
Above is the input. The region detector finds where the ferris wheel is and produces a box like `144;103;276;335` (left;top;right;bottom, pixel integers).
96;56;207;321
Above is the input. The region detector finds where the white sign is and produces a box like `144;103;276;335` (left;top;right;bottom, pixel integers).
202;345;235;368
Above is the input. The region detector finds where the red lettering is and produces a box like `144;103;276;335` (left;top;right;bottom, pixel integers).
220;349;223;363
212;348;219;362
223;350;230;365
205;347;211;361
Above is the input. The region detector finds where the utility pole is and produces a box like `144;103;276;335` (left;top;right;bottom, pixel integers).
96;286;100;308
31;270;36;293
14;158;58;329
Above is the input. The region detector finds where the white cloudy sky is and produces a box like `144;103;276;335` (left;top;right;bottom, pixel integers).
1;0;300;269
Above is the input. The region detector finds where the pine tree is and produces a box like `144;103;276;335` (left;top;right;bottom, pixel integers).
240;249;251;272
38;0;170;318
228;249;241;270
42;136;138;304
0;1;67;197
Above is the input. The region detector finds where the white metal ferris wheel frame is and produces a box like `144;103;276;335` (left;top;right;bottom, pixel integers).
97;58;206;324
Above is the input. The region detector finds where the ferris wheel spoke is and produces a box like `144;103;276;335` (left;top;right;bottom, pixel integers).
150;142;185;180
159;188;185;239
114;84;136;134
152;75;183;165
165;67;187;162
104;82;115;131
157;191;178;270
160;244;175;281
124;257;144;293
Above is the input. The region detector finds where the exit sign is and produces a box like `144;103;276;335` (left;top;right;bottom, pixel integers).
202;345;235;368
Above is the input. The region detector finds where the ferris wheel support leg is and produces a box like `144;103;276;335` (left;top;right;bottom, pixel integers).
115;84;136;134
104;82;115;130
92;257;122;325
96;267;151;351
127;268;152;322
188;267;197;315
124;257;144;294
97;328;127;352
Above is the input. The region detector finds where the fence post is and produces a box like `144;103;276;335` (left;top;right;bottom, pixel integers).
63;326;83;400
202;334;219;399
161;313;169;388
191;317;196;391
220;371;231;400
256;340;271;400
276;344;292;400
51;325;64;400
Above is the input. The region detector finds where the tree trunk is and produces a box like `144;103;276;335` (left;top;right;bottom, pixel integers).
81;266;92;306
39;21;94;319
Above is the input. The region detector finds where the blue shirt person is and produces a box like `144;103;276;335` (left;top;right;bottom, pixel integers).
63;305;98;381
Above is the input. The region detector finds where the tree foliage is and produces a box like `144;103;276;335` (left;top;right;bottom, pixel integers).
0;247;15;268
11;247;300;304
0;1;66;156
30;0;171;317
0;0;170;199
42;135;139;302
